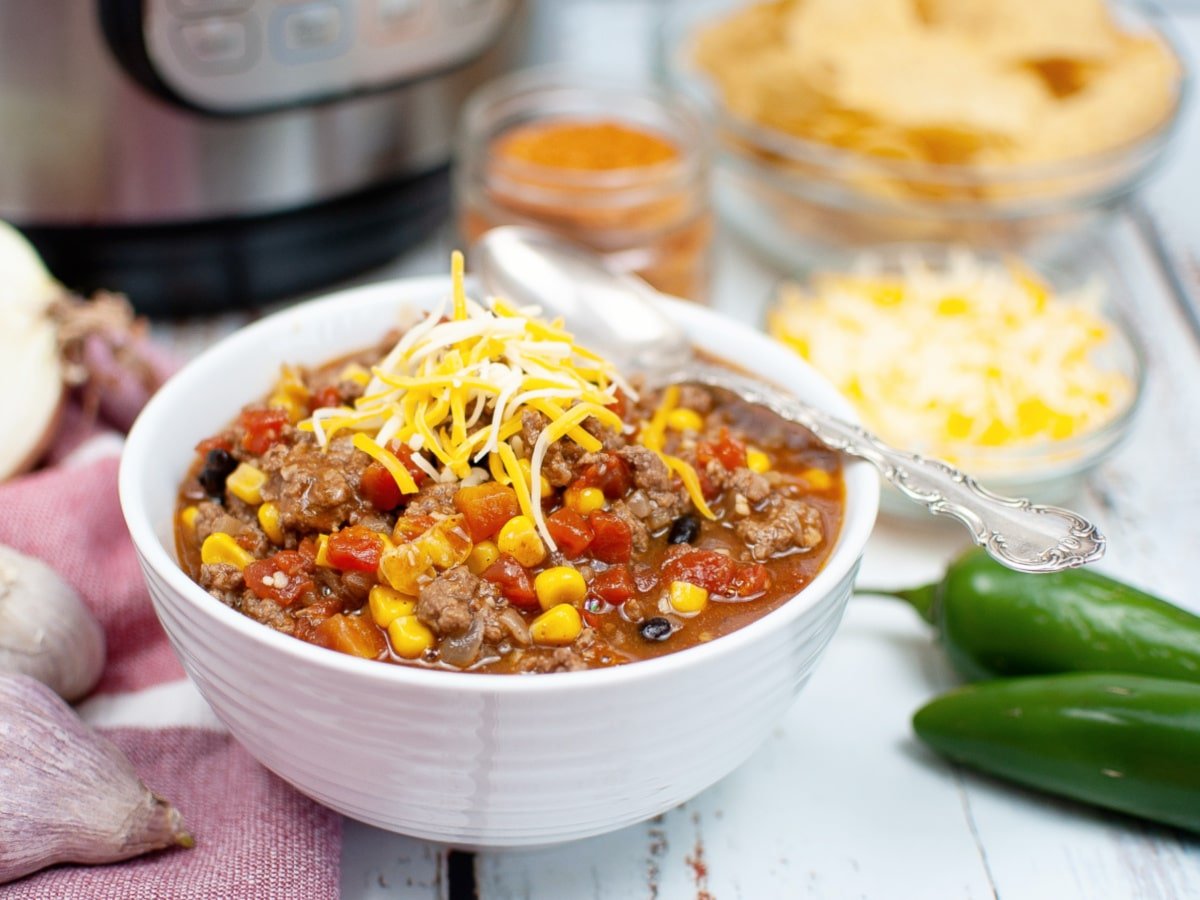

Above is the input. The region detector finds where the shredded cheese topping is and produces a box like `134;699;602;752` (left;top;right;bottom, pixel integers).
299;252;695;549
768;251;1133;473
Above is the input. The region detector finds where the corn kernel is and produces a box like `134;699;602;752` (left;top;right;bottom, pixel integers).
667;408;705;433
529;603;582;646
388;615;435;659
565;486;605;515
268;366;310;423
518;458;552;498
801;468;832;490
226;462;268;506
200;532;256;570
180;506;199;531
369;584;416;629
421;516;473;570
534;566;587;611
338;363;372;386
467;540;500;575
497;515;546;567
746;448;771;474
379;541;435;595
668;580;709;614
267;391;307;424
257;502;284;544
314;534;332;568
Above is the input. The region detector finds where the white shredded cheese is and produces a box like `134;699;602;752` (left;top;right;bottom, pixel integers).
768;250;1133;472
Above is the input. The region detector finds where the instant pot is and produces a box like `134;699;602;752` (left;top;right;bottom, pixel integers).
0;0;523;315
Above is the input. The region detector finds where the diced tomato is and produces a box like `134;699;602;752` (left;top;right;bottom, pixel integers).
607;389;629;419
696;464;721;500
697;428;747;472
326;526;385;572
731;562;771;597
582;609;606;629
244;550;315;608
309;385;342;412
393;515;435;543
314;613;386;659
384;441;430;486
577;452;633;499
661;548;769;597
545;507;594;558
481;553;538;609
454;482;521;542
589;565;634;605
297;536;319;563
239;408;290;455
662;549;737;594
195;435;233;456
588;511;632;564
361;462;403;511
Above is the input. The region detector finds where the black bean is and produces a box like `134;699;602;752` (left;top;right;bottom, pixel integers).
198;448;238;499
639;617;673;642
667;514;701;545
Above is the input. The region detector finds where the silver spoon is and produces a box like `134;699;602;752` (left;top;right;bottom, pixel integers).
473;226;1106;574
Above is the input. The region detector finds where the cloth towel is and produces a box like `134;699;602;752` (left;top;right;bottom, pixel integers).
0;398;343;897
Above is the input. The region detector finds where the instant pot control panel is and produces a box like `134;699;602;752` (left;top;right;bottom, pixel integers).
101;0;512;114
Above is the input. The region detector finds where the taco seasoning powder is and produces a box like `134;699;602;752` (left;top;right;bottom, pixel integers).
456;73;712;301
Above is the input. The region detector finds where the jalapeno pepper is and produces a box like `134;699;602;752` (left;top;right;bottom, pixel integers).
887;548;1200;683
913;673;1200;835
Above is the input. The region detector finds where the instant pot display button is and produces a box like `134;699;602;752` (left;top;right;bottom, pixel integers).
271;1;352;62
173;15;258;74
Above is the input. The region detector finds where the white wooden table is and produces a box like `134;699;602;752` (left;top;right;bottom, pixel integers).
146;5;1200;897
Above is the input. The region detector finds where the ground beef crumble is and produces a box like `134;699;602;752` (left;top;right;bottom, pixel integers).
735;496;824;561
259;435;371;533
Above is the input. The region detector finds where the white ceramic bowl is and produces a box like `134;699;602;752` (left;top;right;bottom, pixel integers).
119;277;879;848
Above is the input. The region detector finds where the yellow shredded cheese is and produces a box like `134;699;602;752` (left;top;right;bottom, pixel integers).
302;256;638;549
663;454;716;520
497;441;535;522
352;433;419;494
768;250;1133;472
635;386;716;520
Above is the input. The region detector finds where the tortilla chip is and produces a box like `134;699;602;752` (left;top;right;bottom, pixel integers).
689;0;1180;176
916;0;1121;63
827;34;1049;139
1021;36;1180;161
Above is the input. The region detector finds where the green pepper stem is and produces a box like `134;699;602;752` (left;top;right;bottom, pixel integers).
874;584;938;623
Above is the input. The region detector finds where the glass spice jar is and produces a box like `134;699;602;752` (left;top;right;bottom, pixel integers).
455;68;713;302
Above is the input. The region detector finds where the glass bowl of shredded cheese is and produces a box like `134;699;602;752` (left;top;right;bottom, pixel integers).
767;245;1145;511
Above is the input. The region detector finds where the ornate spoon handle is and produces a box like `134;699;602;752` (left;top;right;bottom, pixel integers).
664;365;1106;574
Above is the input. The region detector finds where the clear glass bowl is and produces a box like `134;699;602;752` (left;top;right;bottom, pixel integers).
657;0;1190;273
764;243;1147;516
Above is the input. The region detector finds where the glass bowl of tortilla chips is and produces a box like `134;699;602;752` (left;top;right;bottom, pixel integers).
658;0;1188;269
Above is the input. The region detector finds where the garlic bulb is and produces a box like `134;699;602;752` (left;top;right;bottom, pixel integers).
0;673;193;885
0;544;105;701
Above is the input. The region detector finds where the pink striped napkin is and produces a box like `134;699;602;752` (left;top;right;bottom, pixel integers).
0;392;343;896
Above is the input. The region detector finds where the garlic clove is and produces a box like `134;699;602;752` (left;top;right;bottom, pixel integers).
0;220;65;481
0;673;193;885
0;544;106;702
